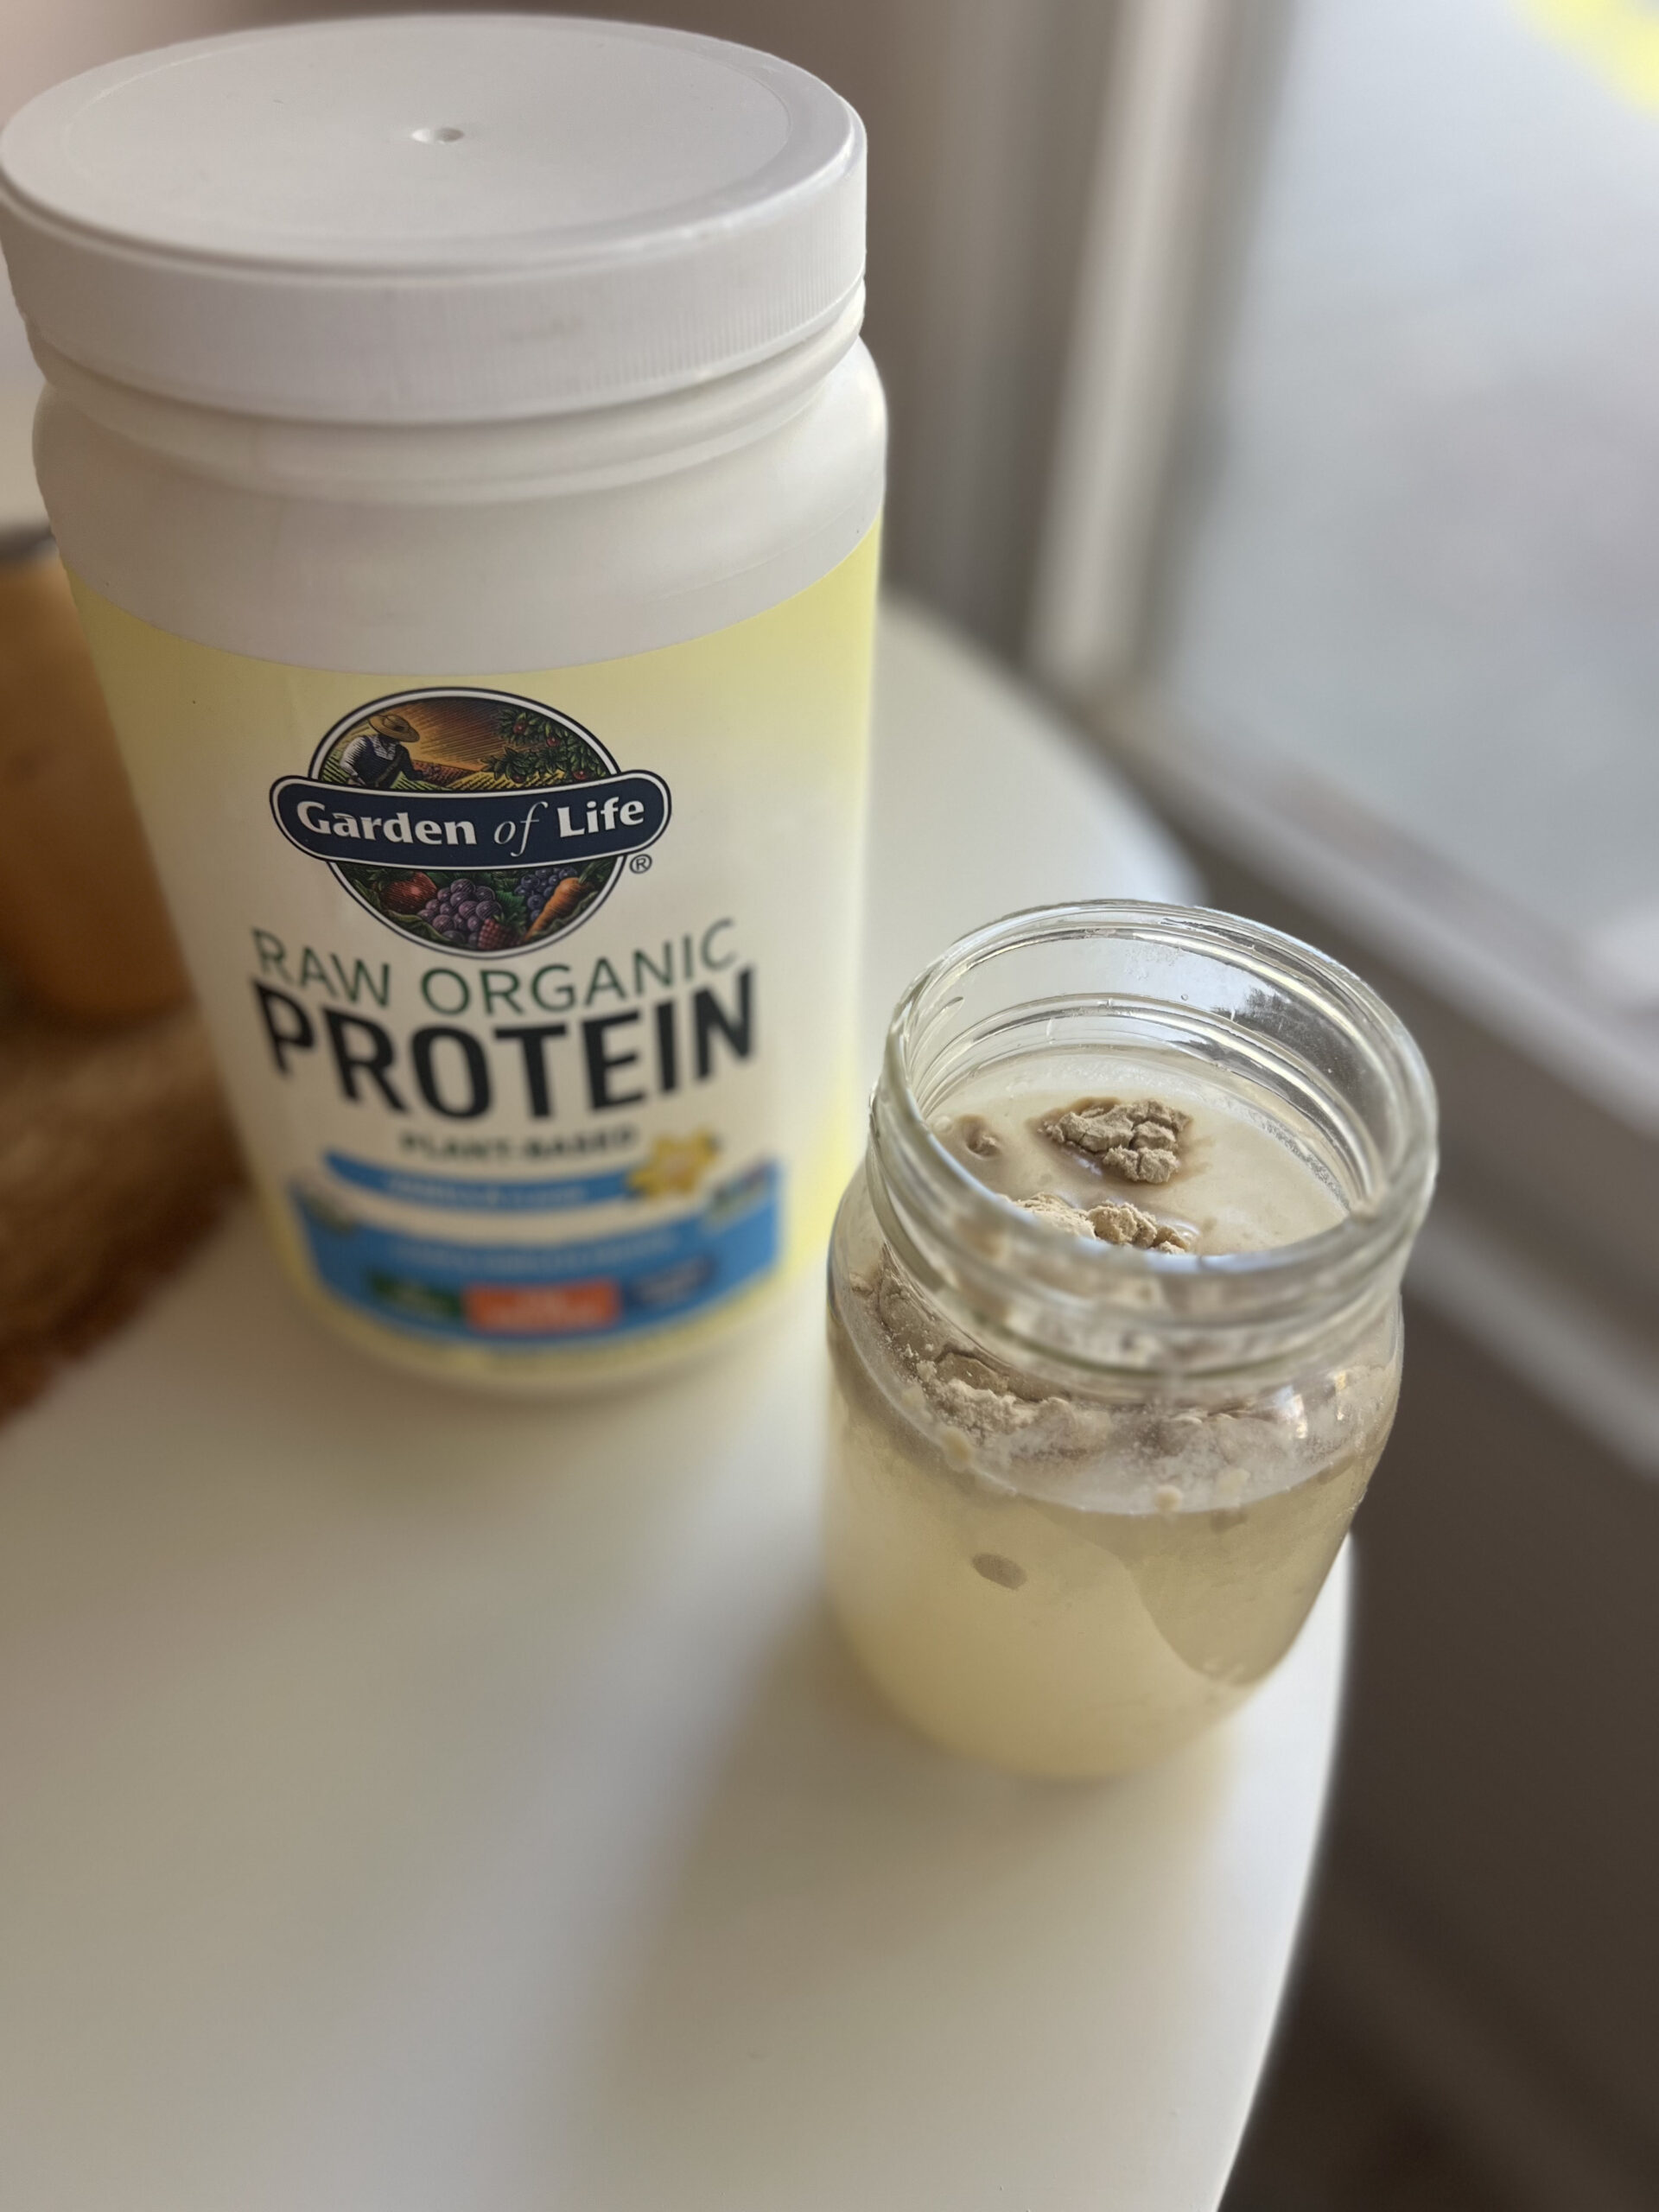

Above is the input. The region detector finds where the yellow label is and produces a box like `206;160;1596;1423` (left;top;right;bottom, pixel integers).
73;530;879;1382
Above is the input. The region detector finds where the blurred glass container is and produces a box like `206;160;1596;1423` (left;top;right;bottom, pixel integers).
0;538;187;1020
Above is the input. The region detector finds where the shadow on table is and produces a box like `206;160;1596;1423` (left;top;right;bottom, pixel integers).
561;1594;1235;2212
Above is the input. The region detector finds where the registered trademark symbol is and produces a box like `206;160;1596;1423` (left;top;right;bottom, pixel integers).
630;853;653;874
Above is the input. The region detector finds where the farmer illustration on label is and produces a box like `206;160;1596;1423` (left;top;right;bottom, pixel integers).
336;709;474;791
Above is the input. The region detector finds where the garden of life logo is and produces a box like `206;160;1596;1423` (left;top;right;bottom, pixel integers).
270;687;670;957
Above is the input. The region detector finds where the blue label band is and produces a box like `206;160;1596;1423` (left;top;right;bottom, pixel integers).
293;1162;779;1344
326;1151;639;1212
270;772;671;868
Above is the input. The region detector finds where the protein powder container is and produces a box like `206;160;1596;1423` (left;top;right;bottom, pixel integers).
0;16;885;1389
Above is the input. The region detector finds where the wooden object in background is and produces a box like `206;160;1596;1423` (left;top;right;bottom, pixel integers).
0;545;188;1020
0;1001;240;1419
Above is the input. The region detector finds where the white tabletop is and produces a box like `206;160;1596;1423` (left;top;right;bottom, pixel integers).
0;601;1346;2212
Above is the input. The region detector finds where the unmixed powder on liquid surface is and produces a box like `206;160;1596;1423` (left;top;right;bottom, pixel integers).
938;1059;1347;1260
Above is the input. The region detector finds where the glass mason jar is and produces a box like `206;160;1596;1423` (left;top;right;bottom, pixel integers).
825;902;1437;1778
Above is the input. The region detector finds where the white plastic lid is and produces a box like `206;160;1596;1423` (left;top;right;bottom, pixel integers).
0;15;865;423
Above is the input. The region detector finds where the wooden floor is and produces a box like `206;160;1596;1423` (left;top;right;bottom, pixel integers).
1222;1992;1513;2212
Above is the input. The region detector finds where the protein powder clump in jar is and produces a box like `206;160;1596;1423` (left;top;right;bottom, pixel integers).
0;16;886;1389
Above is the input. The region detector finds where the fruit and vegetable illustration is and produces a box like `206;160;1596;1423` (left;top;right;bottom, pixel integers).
316;696;620;950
